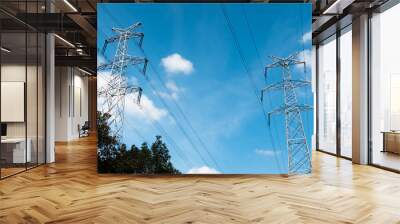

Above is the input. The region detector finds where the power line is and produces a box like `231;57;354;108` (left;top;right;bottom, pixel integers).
121;93;194;170
124;118;147;144
149;116;194;170
125;47;217;171
241;5;286;172
241;6;263;65
297;5;312;150
143;73;217;170
145;116;193;170
118;84;196;171
98;11;201;171
221;4;284;173
262;54;312;174
137;48;223;173
101;7;223;172
125;113;193;170
298;5;307;81
97;22;146;141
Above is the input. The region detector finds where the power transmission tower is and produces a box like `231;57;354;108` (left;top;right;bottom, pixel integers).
98;22;148;140
261;53;312;174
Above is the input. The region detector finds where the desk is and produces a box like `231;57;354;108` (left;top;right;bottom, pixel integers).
382;131;400;154
1;138;31;163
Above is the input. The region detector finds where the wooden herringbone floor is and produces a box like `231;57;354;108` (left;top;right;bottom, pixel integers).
1;136;400;224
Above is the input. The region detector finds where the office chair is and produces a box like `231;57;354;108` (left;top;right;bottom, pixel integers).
79;121;90;138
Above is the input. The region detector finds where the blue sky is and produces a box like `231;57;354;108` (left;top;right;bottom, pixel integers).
97;3;313;174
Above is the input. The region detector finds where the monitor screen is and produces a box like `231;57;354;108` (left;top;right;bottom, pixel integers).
1;123;7;137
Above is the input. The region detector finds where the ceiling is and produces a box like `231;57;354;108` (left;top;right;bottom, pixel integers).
311;0;391;43
0;0;395;73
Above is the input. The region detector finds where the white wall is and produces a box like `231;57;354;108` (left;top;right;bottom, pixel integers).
1;63;46;164
1;82;25;122
55;67;89;141
1;65;40;137
55;66;69;141
72;72;89;137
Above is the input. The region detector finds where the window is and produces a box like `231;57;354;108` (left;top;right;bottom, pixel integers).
317;35;337;154
1;30;28;177
0;1;46;179
339;27;352;158
370;3;400;171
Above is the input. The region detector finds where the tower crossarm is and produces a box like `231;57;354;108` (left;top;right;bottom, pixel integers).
266;104;313;125
97;22;147;140
126;86;143;104
260;80;311;101
101;22;144;55
112;22;142;34
101;33;144;55
265;53;306;80
97;56;148;75
97;63;111;71
264;61;282;81
125;56;148;75
98;85;142;97
261;52;312;174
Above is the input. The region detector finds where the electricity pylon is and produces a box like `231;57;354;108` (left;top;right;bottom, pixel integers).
261;53;312;174
97;22;148;140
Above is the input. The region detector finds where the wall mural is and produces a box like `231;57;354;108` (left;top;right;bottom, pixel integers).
97;3;313;174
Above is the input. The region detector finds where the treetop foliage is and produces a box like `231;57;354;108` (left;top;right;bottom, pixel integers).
97;111;180;174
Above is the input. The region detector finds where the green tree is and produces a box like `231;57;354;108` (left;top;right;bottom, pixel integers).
97;111;180;174
115;144;128;173
138;143;153;173
130;145;141;173
97;111;118;154
151;136;180;174
97;111;119;173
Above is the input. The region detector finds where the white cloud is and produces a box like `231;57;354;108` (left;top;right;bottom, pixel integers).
97;70;110;90
97;55;106;66
166;81;180;92
161;53;194;75
155;81;184;100
97;71;168;122
296;49;312;70
128;76;139;86
301;31;311;43
98;70;139;89
156;91;179;100
255;149;280;157
125;94;168;122
187;166;220;174
96;71;108;112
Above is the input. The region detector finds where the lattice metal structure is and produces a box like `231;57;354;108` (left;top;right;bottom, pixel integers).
98;22;148;140
261;53;312;174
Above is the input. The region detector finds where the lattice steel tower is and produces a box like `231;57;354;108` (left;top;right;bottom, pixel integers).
98;22;148;140
261;53;312;174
